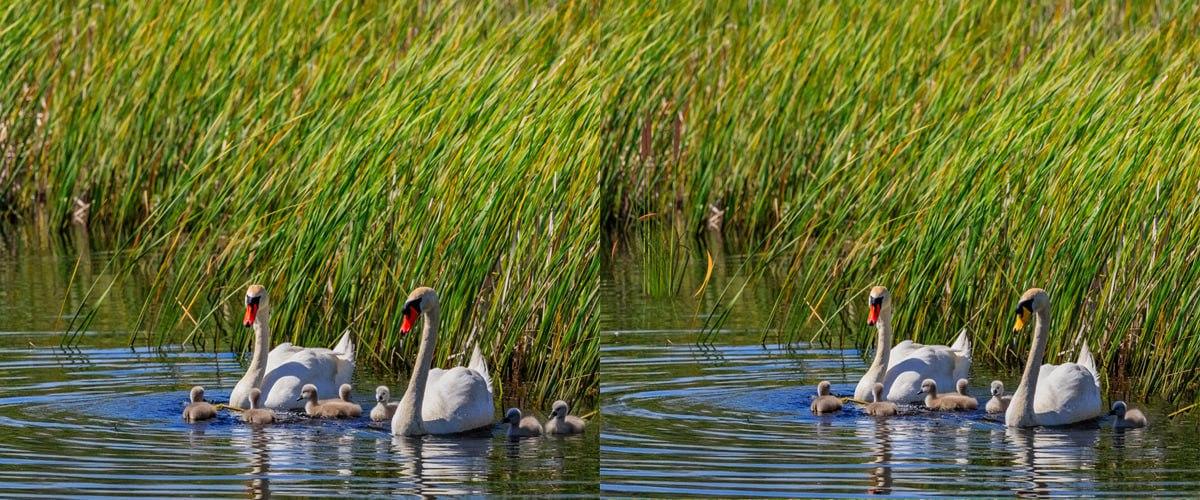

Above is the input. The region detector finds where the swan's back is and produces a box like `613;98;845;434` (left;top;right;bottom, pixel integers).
419;366;494;434
884;347;962;403
1033;362;1104;425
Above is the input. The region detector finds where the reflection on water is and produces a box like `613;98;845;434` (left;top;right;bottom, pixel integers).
0;236;598;497
602;251;1200;497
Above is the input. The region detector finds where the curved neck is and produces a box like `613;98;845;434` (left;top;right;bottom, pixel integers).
238;309;271;389
1009;308;1049;426
864;310;892;385
397;305;439;436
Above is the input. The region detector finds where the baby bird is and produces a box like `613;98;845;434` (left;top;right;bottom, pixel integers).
182;386;217;422
297;383;362;418
545;400;586;434
1109;401;1148;429
986;380;1011;414
956;378;970;396
864;382;898;417
370;385;398;422
921;379;977;411
810;380;843;415
242;388;275;425
503;408;543;438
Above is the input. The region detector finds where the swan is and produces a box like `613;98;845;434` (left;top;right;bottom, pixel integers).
298;383;361;418
228;285;356;411
1006;288;1104;427
864;383;898;417
371;386;398;422
1109;401;1147;429
242;388;275;425
183;386;217;422
391;287;494;436
955;379;970;396
503;408;543;438
545;400;587;435
920;379;977;411
855;286;971;403
986;381;1011;414
811;380;843;415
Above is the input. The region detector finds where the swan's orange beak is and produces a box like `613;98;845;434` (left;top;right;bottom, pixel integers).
867;304;880;326
1013;309;1030;332
243;303;258;327
401;307;418;334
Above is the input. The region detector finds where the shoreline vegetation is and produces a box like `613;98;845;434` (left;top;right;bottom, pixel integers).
600;3;1200;404
1;1;598;407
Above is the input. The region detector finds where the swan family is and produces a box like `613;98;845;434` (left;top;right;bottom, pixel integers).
815;286;1148;429
180;285;588;438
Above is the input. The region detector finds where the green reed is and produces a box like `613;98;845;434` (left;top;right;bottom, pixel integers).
601;1;1200;404
0;0;601;408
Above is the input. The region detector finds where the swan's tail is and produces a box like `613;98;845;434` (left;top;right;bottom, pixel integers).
333;329;355;364
1077;341;1100;387
950;328;971;360
469;344;494;396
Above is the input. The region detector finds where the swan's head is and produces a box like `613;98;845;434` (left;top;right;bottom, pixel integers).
919;379;938;397
1013;288;1049;332
249;388;262;409
243;284;269;327
816;380;833;396
867;286;891;326
375;386;390;403
189;386;205;403
400;287;439;335
956;378;969;396
990;380;1005;397
504;408;522;424
550;400;569;419
297;384;319;402
872;382;885;402
339;384;352;402
1109;401;1127;417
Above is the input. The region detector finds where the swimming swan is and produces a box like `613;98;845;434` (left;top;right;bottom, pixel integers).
921;379;977;411
1006;288;1104;427
370;386;398;422
242;388;275;425
504;408;543;438
298;383;361;418
183;386;217;422
391;287;494;436
855;286;971;404
229;285;355;410
956;379;970;396
864;383;898;417
1109;401;1147;429
986;381;1011;414
811;380;843;415
545;400;587;434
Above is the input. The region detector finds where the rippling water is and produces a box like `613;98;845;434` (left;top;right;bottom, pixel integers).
0;239;597;497
602;252;1200;497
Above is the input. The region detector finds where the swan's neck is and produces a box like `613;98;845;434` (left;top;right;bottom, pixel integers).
924;386;937;407
397;306;439;436
237;311;271;391
864;313;892;386
1009;308;1048;426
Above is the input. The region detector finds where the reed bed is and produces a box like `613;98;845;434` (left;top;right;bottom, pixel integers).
1;1;600;407
601;2;1200;403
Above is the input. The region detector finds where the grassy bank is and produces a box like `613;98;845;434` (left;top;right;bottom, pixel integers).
0;1;600;407
600;2;1200;403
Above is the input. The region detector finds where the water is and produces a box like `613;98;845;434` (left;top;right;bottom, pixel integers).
601;250;1200;497
0;236;597;497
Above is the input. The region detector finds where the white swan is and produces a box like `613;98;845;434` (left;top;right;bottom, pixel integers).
228;285;356;410
1006;288;1104;427
854;286;971;403
392;287;494;436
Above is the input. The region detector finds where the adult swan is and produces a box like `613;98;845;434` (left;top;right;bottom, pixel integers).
392;287;494;436
854;286;971;403
228;285;356;410
1006;288;1104;427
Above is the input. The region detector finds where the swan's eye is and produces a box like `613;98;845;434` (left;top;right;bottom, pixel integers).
245;295;261;307
869;296;883;306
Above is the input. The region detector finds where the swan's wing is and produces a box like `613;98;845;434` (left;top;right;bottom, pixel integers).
266;343;301;372
469;345;493;396
260;348;344;410
332;330;355;364
1033;362;1105;425
1076;342;1100;388
420;366;494;434
887;340;921;370
883;347;960;403
950;328;971;360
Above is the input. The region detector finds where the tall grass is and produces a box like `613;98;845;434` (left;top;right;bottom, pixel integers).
601;2;1200;403
0;1;600;408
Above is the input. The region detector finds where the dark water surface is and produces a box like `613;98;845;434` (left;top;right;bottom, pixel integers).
0;235;597;497
601;251;1200;498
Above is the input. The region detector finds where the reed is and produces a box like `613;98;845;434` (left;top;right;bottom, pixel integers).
0;0;599;408
600;2;1200;403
